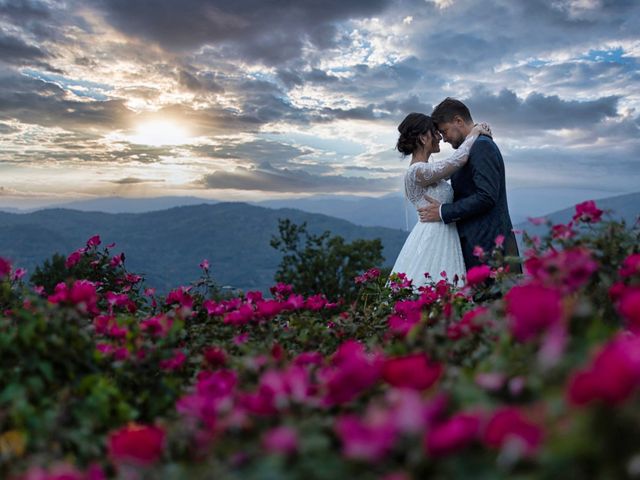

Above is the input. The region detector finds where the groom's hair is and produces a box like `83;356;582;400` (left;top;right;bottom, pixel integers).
431;98;473;125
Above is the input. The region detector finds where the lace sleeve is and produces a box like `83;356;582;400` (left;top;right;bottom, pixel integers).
413;132;479;186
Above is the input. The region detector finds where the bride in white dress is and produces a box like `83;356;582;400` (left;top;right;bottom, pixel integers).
391;112;491;288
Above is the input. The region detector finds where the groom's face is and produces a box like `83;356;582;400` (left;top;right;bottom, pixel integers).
437;120;466;149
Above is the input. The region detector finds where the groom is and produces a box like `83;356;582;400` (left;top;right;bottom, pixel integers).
418;97;522;273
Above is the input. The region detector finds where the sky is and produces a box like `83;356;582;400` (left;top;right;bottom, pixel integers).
0;0;639;215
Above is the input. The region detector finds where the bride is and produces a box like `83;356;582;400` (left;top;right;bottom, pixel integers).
390;112;490;288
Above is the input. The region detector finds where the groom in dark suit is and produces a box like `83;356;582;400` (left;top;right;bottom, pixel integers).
418;98;521;273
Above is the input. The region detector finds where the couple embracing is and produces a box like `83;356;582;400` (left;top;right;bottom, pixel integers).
391;98;521;287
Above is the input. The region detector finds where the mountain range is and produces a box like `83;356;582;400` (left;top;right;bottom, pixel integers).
0;203;407;293
3;187;633;231
1;191;637;294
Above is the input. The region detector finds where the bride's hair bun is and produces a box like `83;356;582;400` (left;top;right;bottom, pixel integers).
396;112;435;156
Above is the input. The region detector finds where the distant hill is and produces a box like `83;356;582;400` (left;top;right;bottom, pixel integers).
0;203;407;293
254;194;410;231
515;191;640;248
4;188;631;231
49;196;219;213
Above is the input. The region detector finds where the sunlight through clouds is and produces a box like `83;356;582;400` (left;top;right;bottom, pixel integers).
0;0;637;210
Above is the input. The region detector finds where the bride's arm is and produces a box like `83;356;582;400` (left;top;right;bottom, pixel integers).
414;123;491;186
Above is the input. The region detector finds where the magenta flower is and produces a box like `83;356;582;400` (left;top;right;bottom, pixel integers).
619;289;640;332
86;234;101;248
256;299;286;318
335;414;396;462
382;353;442;391
475;372;507;392
65;249;84;268
293;351;323;366
140;314;173;337
447;306;488;340
527;216;547;225
304;294;328;311
262;426;298;455
12;267;26;281
20;463;106;480
286;294;305;310
388;299;423;336
355;267;381;284
224;304;255;325
109;253;124;268
525;247;598;293
270;282;294;299
551;223;575;240
203;346;227;368
495;234;505;247
159;350;187;371
573;200;603;223
466;265;492;286
165;287;194;309
107;423;165;466
233;332;250;345
425;412;481;457
567;334;640;406
620;253;640;278
483;407;543;457
388;272;413;293
199;259;210;271
321;341;383;406
69;280;99;315
505;284;563;342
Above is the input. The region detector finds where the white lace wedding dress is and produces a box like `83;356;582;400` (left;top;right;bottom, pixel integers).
390;131;482;288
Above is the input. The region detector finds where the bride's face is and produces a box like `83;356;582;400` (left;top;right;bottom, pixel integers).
427;131;441;153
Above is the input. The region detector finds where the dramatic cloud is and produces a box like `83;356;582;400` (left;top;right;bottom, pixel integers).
466;88;620;130
202;162;398;193
0;0;637;210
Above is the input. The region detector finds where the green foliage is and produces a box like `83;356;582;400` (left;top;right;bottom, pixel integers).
2;208;640;479
271;218;385;301
30;252;71;294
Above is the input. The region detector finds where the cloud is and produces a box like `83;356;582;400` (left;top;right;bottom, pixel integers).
201;162;399;193
95;0;394;64
0;69;134;131
109;177;164;184
0;31;49;65
465;88;620;131
0;0;637;209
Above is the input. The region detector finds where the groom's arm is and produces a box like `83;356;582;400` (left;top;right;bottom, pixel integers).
440;140;501;224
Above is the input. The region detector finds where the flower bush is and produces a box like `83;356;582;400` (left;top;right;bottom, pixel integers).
1;201;639;479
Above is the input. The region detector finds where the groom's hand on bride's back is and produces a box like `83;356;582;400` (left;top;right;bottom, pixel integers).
418;195;442;222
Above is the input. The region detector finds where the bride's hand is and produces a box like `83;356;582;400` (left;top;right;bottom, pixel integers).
471;122;492;138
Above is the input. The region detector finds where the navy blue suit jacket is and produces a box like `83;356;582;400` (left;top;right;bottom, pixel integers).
440;135;520;270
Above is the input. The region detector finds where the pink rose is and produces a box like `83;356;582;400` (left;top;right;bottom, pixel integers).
425;412;481;457
159;350;187;371
107;424;165;466
620;253;640;278
567;335;640;406
619;289;640;332
335;414;396;462
483;407;543;456
0;257;11;278
466;265;492;286
262;426;298;455
505;284;563;342
573;200;603;223
382;353;442;391
65;249;84;269
321;341;382;406
86;234;101;248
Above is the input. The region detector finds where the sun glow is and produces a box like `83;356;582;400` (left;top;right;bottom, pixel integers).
130;120;192;146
